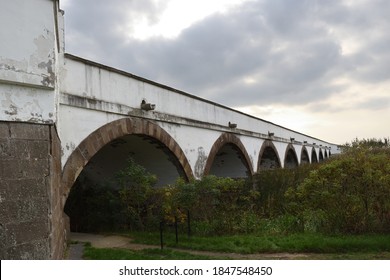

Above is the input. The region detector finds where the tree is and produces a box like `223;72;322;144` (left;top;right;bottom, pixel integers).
116;157;158;230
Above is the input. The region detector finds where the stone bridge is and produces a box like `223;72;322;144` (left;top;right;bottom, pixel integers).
0;0;340;259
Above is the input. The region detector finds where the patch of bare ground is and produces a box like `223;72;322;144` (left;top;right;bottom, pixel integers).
68;232;311;260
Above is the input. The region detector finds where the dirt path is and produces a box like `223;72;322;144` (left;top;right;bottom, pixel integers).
67;232;309;260
70;232;158;250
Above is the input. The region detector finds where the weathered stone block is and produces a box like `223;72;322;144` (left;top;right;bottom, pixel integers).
18;198;49;222
0;201;20;224
0;123;10;138
13;140;49;159
48;126;66;259
0;178;47;201
7;239;49;260
0;223;6;259
6;219;49;246
0;159;49;179
0;138;14;157
78;140;96;162
0;122;68;259
10;122;49;140
6;242;35;260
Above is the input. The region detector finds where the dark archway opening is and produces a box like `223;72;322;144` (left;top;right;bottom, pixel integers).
258;146;281;170
208;143;251;178
78;134;186;187
64;134;186;233
301;148;310;165
319;150;324;162
284;148;299;169
311;149;318;163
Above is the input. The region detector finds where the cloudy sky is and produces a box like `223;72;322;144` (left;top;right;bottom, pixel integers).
60;0;390;144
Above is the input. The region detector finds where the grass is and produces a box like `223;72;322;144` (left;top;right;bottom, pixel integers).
302;251;390;260
82;246;390;260
127;231;390;255
77;233;390;260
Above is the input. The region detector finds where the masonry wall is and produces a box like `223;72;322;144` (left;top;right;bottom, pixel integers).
0;122;65;259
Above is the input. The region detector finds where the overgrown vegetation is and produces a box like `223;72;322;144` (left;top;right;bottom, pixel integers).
65;138;390;236
129;231;390;255
285;138;390;234
65;158;161;232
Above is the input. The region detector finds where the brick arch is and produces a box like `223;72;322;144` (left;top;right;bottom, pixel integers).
203;133;254;177
61;117;193;203
257;140;281;171
284;143;299;168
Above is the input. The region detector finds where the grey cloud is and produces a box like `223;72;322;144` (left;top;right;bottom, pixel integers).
64;0;169;63
64;0;390;112
356;96;390;111
307;95;390;114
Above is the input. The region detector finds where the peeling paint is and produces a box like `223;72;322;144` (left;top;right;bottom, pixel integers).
38;59;55;87
0;30;56;88
65;142;76;152
4;104;18;115
0;83;55;123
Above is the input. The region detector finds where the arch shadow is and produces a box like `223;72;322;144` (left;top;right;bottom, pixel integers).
301;146;310;164
204;133;254;177
311;148;318;163
257;140;281;171
61;117;193;203
284;144;299;169
319;149;324;162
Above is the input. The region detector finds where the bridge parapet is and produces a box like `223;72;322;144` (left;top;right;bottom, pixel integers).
59;54;339;169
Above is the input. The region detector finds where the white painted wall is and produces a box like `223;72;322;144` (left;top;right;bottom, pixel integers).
58;55;339;178
60;56;334;146
0;0;64;123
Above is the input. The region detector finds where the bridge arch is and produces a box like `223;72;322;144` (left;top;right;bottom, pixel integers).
319;149;324;162
284;144;299;169
301;146;310;164
257;140;281;171
61;117;193;202
311;148;318;163
204;133;253;178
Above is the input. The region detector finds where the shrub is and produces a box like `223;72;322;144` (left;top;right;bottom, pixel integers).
66;138;390;236
252;164;316;218
286;139;390;234
65;158;160;232
169;176;260;235
116;158;159;231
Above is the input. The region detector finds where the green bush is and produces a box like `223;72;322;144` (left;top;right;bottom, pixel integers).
66;138;390;236
116;158;160;231
170;176;260;235
286;139;390;234
65;158;161;232
252;164;317;218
